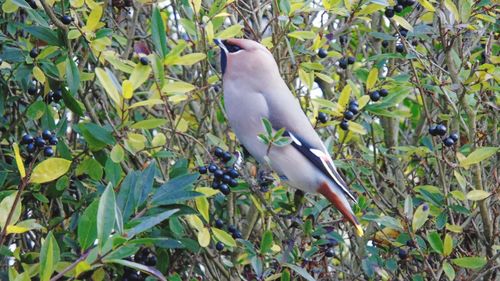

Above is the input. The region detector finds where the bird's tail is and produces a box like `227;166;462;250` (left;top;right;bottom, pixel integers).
318;181;364;236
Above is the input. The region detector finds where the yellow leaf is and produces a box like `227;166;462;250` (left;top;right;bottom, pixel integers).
412;204;429;232
125;133;146;153
205;21;214;43
190;0;201;14
250;195;264;214
85;5;103;32
129;63;151;90
1;0;19;13
196;187;220;197
358;95;371;109
465;190;491;201
443;234;453;256
0;192;21;229
393;15;414;32
186;214;204;231
33;66;46;84
212;228;237;247
198;227;210;247
215;24;244;39
445;223;463;233
195;197;209;222
459;147;498;167
315;72;333;84
287;31;316;41
418;0;435;12
70;0;84;8
95;68;122;107
357;4;384;15
171;53;206;66
31;158;72;184
129;99;164;109
344;0;351;11
348;121;367;135
151;133;166;148
162;81;196;94
68;30;82;40
338;84;351;109
6;225;29;234
122;80;133;99
298;68;313;90
75;261;92;278
110;144;125;163
13;143;25;178
366;67;378;91
444;0;459;22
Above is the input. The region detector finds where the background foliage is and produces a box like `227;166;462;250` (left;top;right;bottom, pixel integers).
0;0;499;280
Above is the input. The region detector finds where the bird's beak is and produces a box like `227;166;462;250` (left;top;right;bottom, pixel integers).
214;39;228;53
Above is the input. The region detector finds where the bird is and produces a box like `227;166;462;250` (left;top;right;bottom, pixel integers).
214;38;363;236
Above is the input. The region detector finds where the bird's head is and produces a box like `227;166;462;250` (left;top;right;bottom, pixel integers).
214;38;278;80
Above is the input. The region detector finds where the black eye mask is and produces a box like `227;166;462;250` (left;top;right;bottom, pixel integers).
219;41;243;75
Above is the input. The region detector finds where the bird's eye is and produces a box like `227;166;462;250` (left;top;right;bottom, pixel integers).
226;44;242;53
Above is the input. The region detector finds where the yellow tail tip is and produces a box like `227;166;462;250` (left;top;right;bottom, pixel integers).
355;224;364;236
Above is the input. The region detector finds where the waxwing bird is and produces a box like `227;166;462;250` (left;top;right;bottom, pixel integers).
214;38;363;236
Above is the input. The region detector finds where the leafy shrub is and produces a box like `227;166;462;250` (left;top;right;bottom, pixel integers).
0;0;498;280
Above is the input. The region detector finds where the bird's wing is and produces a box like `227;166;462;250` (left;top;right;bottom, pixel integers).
263;85;356;202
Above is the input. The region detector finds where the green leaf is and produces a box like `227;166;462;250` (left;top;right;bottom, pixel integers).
31;158;72;184
129;63;152;90
215;24;244;39
444;0;460;22
104;259;167;281
451;257;486;269
81;123;116;145
39;231;60;281
25;26;63;46
393;15;413;32
366;67;378;91
412;204;429;232
61;88;84;116
260;230;273;254
418;0;435;12
66;57;80;95
427;231;443;254
0;192;21;230
130;118;167;130
261;118;273;136
281;269;291;281
26;100;46;120
110;144;125;163
97;183;116;251
287;31;316;41
459;147;498;167
375;216;404;231
151;173;201;206
151;8;168;58
78;201;99;250
443;261;455;280
465;190;491;201
212;228;237;247
126;209;178;238
282;263;315;281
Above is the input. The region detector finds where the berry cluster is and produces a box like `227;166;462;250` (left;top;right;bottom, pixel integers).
384;0;415;18
123;248;157;281
338;56;355;69
368;88;389;102
198;147;239;195
27;83;63;104
20;130;58;157
228;224;243;239
429;124;458;147
339;100;359;131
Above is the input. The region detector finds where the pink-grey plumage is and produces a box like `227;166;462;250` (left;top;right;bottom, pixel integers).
215;38;363;236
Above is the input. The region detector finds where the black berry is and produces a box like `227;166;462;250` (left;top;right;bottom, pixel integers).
34;137;45;148
232;230;242;239
228;178;238;187
396;44;405;53
211;181;220;189
222;174;231;184
28;86;38;95
139;57;149;65
219;184;230;195
325;248;335;257
42;130;52;140
343;110;354;120
406;0;415;6
338;58;348;69
382;40;389;48
443;137;455;147
399;28;408;37
215;219;224;228
449;133;459;142
43;147;54;157
208;164;217;173
394;4;403;12
379;89;389;97
21;134;34;144
227;168;239;179
370;91;381;102
27;143;36;153
222;151;232;162
429;125;438;136
347;56;355;65
49;136;58;145
228;225;237;234
435;124;447;136
317;112;328;123
339;120;349;131
29;48;39;58
145;254;157;266
216;241;224;251
422;204;429;211
214;147;224;158
385;7;394;18
52;90;62;102
339;35;348;46
317;48;328;58
348;104;359;115
61;15;72;25
198;166;207;174
27;0;37;9
214;169;224;178
326;238;338;247
398;248;408;259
